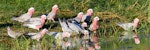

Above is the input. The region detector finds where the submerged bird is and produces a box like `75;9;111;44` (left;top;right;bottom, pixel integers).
11;7;34;22
46;31;71;49
24;28;48;41
47;4;58;22
7;26;23;38
89;16;100;33
81;9;93;25
46;32;71;40
23;15;46;30
117;18;140;44
133;30;140;44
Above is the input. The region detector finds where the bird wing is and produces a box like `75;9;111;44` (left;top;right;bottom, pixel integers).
59;18;73;32
117;22;133;30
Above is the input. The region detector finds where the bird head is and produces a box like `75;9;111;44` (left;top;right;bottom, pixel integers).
41;28;48;35
52;4;58;12
77;12;84;19
87;9;93;16
133;18;139;28
28;7;34;16
93;16;100;22
41;15;47;20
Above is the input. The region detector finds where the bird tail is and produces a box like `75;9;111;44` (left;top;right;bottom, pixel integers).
11;17;18;21
23;33;32;39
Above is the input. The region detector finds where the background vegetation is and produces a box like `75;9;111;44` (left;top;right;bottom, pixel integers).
0;0;149;50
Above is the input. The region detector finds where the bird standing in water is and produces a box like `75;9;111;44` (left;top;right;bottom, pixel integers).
117;18;140;44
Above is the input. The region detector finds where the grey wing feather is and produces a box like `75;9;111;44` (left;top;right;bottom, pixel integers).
117;22;133;30
58;18;73;32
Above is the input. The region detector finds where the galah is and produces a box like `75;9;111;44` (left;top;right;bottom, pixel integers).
70;35;83;49
61;39;71;50
58;18;73;32
119;30;140;44
24;28;48;41
46;32;71;40
79;47;85;50
117;18;139;30
46;31;71;48
89;16;99;33
92;34;101;50
23;15;46;30
47;4;58;22
81;30;90;40
11;7;34;22
117;18;140;44
7;26;23;38
66;20;84;34
88;46;95;50
81;9;93;25
81;22;87;29
133;30;140;44
73;12;84;23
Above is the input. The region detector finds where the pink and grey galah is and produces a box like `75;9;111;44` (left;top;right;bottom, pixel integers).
117;18;139;30
117;18;140;44
47;4;58;22
81;9;93;25
89;16;99;33
73;12;84;23
23;15;46;30
24;28;48;41
66;20;85;34
11;7;34;22
7;26;23;38
46;31;71;48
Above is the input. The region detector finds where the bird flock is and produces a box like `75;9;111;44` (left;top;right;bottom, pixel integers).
7;4;140;50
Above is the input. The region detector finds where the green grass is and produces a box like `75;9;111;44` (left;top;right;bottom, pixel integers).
0;0;150;50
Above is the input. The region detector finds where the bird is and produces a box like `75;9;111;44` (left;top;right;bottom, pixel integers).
46;31;71;49
89;16;100;33
133;30;140;44
47;4;58;22
23;15;46;30
91;34;101;50
25;15;43;23
46;32;71;40
66;20;84;34
11;7;34;22
7;26;23;38
81;30;90;40
24;28;48;41
73;12;84;23
58;18;73;33
117;18;140;44
81;9;93;25
117;18;139;30
81;22;88;29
